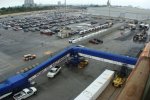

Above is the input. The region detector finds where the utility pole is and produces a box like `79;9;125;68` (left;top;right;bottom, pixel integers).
109;5;110;18
107;0;111;18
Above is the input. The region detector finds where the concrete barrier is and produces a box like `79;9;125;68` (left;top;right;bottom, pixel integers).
74;23;123;44
74;69;114;100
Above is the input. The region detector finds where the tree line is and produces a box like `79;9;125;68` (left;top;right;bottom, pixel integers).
0;6;56;15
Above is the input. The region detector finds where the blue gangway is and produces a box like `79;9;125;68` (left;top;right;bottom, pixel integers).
0;46;137;97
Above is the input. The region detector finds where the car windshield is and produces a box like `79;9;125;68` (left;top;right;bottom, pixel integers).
27;89;33;94
50;69;57;73
29;88;33;92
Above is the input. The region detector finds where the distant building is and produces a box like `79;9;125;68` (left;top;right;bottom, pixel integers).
107;0;111;7
24;0;35;7
58;1;61;6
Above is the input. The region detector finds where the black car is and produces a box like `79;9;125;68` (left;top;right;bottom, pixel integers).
89;40;99;44
94;39;103;43
24;29;29;32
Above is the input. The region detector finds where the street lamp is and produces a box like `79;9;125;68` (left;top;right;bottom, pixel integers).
107;0;111;18
65;0;67;21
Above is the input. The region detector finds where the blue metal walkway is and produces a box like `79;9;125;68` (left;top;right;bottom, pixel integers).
0;46;137;97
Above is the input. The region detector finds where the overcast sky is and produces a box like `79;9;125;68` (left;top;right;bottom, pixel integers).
0;0;149;9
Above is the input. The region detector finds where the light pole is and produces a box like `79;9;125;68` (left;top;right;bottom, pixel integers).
65;0;67;21
107;0;111;18
109;5;110;18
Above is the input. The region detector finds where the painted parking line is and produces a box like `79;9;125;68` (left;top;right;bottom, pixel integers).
44;51;53;55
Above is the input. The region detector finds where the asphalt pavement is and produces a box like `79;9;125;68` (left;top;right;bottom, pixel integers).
0;16;145;100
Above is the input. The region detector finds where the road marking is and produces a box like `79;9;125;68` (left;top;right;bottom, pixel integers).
44;51;53;55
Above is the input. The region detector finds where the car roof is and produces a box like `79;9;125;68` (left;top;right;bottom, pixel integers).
50;68;57;71
24;54;31;57
23;88;30;93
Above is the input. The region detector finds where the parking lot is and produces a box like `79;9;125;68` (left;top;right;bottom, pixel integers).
0;11;116;80
0;10;146;100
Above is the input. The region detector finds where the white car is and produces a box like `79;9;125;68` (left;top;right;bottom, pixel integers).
47;66;61;78
76;45;85;48
13;87;37;100
69;38;75;43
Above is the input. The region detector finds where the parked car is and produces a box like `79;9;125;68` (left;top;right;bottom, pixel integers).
13;87;37;100
3;26;8;30
13;27;22;31
52;29;60;33
47;66;61;78
40;29;54;36
89;39;99;44
24;29;29;32
94;38;103;44
69;38;75;43
35;27;40;31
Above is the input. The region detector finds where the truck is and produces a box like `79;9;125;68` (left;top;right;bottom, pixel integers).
112;74;126;88
128;23;136;30
78;59;88;69
133;30;147;42
13;87;37;100
23;54;36;61
139;23;149;30
112;64;128;88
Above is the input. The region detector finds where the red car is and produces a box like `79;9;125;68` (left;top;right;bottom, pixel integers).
89;40;99;44
94;39;103;44
89;39;103;44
